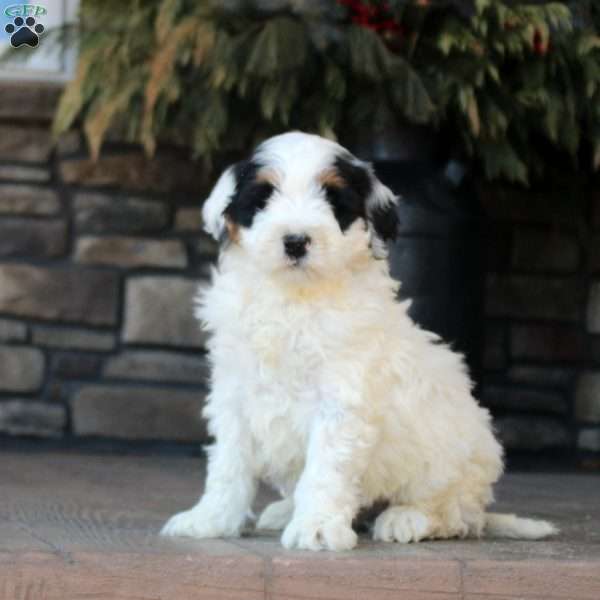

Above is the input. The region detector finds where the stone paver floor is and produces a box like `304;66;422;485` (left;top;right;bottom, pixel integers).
0;451;599;599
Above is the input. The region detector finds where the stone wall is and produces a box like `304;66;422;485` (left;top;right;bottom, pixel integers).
481;182;600;459
0;83;599;461
0;83;215;442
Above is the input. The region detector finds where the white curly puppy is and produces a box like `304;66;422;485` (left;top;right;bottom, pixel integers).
161;131;556;551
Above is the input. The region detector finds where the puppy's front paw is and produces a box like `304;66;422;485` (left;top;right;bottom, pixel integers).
161;505;241;539
281;514;357;551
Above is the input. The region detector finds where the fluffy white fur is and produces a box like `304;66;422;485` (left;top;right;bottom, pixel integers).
161;132;557;551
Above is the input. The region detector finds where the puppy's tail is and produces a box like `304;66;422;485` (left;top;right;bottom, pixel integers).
483;512;558;540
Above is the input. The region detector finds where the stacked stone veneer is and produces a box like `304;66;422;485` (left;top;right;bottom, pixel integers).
481;182;600;457
0;86;216;442
0;85;599;457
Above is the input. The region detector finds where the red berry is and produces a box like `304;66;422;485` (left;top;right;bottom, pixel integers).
533;29;548;55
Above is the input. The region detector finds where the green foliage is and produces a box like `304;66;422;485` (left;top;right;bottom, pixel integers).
52;0;600;182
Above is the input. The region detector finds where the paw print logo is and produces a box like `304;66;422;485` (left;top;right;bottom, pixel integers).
5;16;45;48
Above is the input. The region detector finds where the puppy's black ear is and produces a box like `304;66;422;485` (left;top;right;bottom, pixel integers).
202;160;274;243
366;177;400;259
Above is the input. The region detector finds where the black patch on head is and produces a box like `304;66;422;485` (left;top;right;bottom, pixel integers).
323;156;372;231
222;160;274;228
370;202;399;242
335;156;372;198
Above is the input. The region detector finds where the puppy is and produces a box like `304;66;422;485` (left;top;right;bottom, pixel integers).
161;131;556;551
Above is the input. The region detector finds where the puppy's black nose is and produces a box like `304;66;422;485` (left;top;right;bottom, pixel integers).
283;234;311;260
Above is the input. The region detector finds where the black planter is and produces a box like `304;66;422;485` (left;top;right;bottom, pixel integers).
354;128;485;387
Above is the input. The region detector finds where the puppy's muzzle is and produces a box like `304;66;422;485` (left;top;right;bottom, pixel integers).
283;234;311;261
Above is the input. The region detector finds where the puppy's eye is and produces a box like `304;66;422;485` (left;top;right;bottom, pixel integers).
224;181;274;228
238;182;273;212
323;184;366;232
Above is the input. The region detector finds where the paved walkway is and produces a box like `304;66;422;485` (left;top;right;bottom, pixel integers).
0;452;599;599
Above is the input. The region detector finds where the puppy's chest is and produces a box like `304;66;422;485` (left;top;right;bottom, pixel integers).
243;307;326;424
237;300;343;480
242;300;338;380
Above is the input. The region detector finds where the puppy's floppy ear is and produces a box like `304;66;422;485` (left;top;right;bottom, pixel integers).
366;174;400;259
202;164;237;241
202;160;272;242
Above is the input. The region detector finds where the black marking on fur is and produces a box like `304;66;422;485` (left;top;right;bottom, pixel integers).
335;155;372;199
223;160;274;228
323;156;371;231
370;202;399;241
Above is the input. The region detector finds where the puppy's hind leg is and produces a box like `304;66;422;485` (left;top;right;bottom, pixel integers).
374;491;485;543
373;506;434;543
257;497;294;530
